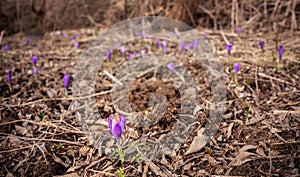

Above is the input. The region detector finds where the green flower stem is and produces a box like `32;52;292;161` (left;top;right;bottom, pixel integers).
276;59;279;71
234;73;238;84
174;70;185;83
245;103;250;122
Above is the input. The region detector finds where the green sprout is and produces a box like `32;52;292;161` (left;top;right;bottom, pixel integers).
57;143;65;149
245;102;250;122
116;167;125;177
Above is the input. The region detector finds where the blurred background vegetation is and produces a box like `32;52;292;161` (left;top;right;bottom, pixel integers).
0;0;299;35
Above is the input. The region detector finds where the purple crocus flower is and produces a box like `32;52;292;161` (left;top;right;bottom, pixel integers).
33;67;38;77
167;62;176;72
120;46;126;54
188;42;193;50
7;71;12;86
74;42;79;49
226;43;233;56
133;51;138;58
69;34;77;41
233;63;240;73
64;74;70;91
141;50;146;56
108;113;126;143
162;40;168;48
259;40;265;51
26;37;31;45
237;28;241;36
278;45;284;61
180;42;185;52
31;55;38;65
204;32;208;38
107;48;112;61
2;45;8;52
61;33;66;38
192;39;199;49
127;53;131;60
163;47;168;54
155;38;160;48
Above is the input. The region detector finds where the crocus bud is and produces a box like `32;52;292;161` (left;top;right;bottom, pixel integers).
163;47;168;54
26;37;31;45
278;45;284;61
155;38;160;48
127;53;131;60
233;63;240;74
192;39;199;49
226;43;233;56
167;62;176;72
180;42;185;52
141;50;146;56
31;55;38;65
106;48;112;61
7;71;12;86
162;40;168;48
74;42;79;49
64;74;70;91
2;45;8;52
133;51;138;58
259;40;265;51
120;46;125;54
237;28;241;36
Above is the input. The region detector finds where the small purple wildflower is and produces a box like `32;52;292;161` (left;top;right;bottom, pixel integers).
74;42;79;49
33;67;38;77
233;63;240;74
127;53;131;60
133;51;138;58
108;113;126;143
69;34;77;41
26;37;31;45
167;62;176;72
106;48;112;61
155;38;160;48
278;45;284;61
31;55;38;65
141;50;146;56
204;32;208;38
2;45;8;52
61;33;66;38
162;40;168;48
188;42;193;50
259;40;265;51
237;28;241;36
226;43;233;56
64;74;71;91
7;71;12;86
192;39;199;49
120;46;126;54
180;42;185;52
163;47;168;54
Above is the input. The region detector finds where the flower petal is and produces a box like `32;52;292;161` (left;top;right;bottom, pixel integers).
119;114;126;130
113;124;122;138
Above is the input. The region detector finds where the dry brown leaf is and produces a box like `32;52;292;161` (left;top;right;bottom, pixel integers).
230;145;257;166
14;125;31;137
204;154;217;166
185;128;210;155
226;122;234;139
53;172;79;177
256;146;266;157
